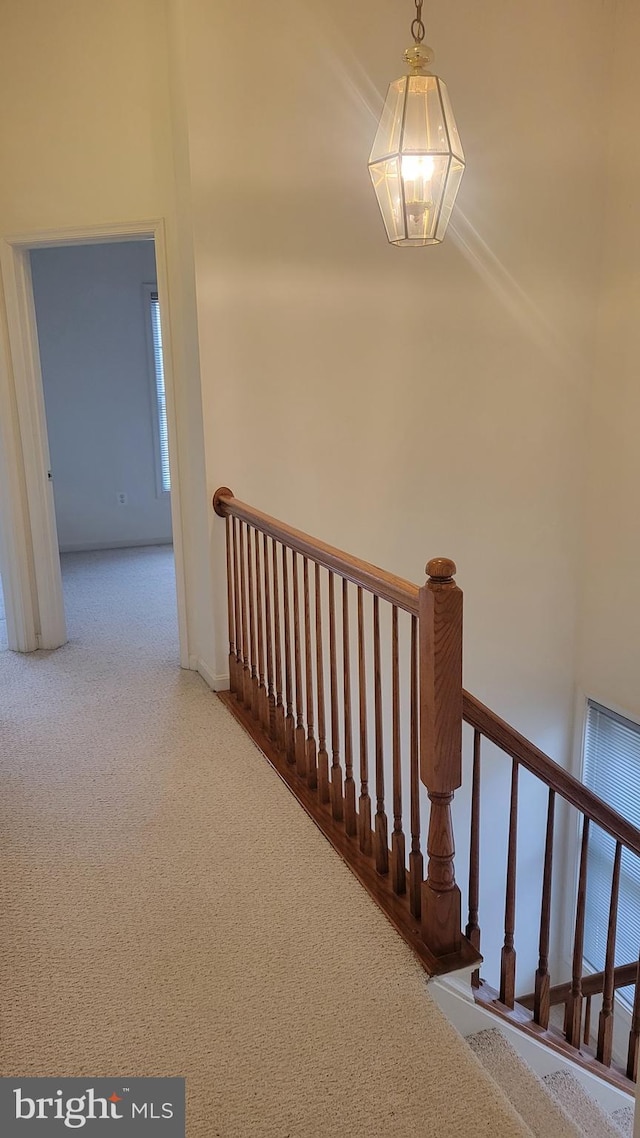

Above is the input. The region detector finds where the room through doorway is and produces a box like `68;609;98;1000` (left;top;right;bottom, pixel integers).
27;239;179;657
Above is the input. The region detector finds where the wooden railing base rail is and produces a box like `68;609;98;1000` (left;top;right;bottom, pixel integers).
474;981;636;1096
518;962;639;1012
219;690;480;978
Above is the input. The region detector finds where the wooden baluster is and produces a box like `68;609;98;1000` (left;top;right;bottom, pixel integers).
254;526;269;730
238;522;251;708
292;552;307;777
343;580;356;837
357;588;372;856
328;571;344;821
263;533;276;739
303;558;317;790
391;605;406;894
409;614;423;919
271;539;285;748
567;817;590;1048
466;729;481;986
583;996;592;1047
534;788;556;1028
281;545;295;763
246;527;259;718
225;515;237;694
626;952;640;1081
315;564;330;805
597;840;622;1066
500;758;519;1008
373;596;388;875
213;487;239;693
232;516;242;698
419;558;463;957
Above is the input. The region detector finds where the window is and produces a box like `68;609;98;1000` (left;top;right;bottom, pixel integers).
148;290;171;493
583;699;640;1008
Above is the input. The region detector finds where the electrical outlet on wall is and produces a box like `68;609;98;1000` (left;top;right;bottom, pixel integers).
117;491;128;506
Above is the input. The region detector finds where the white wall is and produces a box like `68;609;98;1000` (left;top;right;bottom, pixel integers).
31;241;172;552
175;0;615;985
578;0;640;725
0;0;214;671
181;0;610;730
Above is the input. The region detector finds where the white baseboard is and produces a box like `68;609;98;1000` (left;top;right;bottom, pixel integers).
192;656;229;692
59;538;173;553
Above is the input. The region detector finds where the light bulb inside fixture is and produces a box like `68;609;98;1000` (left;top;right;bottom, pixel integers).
401;155;435;222
401;154;435;182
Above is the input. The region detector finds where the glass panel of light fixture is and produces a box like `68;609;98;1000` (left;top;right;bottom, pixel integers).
368;158;405;243
433;158;465;241
437;79;464;160
402;152;449;243
402;75;448;154
369;77;407;162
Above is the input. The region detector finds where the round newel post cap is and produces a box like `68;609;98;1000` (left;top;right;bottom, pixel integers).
213;486;234;517
426;557;457;581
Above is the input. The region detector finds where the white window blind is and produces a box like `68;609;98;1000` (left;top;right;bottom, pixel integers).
149;293;171;493
583;700;640;1008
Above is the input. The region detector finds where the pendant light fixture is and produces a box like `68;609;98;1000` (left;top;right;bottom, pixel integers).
368;0;465;246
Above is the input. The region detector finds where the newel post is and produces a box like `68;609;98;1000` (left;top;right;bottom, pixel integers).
419;557;463;958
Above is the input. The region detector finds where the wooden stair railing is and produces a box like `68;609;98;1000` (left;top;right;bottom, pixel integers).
213;487;479;976
213;488;640;1091
463;693;640;1090
518;960;639;1075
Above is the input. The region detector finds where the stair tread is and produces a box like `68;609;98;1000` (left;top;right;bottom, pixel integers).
611;1107;634;1137
543;1070;626;1138
466;1028;584;1138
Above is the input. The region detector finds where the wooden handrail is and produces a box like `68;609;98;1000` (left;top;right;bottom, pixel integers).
213;487;640;1085
213;489;419;615
463;691;640;858
518;961;638;1011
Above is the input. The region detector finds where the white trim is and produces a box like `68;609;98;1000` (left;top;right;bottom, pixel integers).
0;242;66;649
0;218;190;666
2;219;164;249
194;658;229;692
0;310;39;650
153;220;190;669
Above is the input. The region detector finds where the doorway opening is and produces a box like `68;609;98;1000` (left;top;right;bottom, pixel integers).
30;239;178;654
0;221;189;664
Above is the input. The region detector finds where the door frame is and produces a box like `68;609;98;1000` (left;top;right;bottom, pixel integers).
0;218;190;664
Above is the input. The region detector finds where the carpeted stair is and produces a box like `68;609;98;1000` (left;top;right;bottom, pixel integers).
466;1028;635;1138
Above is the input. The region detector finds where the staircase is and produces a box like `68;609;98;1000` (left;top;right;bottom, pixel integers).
212;486;640;1127
466;1028;634;1137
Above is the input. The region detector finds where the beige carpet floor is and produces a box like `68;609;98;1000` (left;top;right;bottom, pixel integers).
0;546;533;1136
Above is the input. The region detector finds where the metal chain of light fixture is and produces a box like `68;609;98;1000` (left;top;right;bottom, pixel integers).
411;0;426;44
